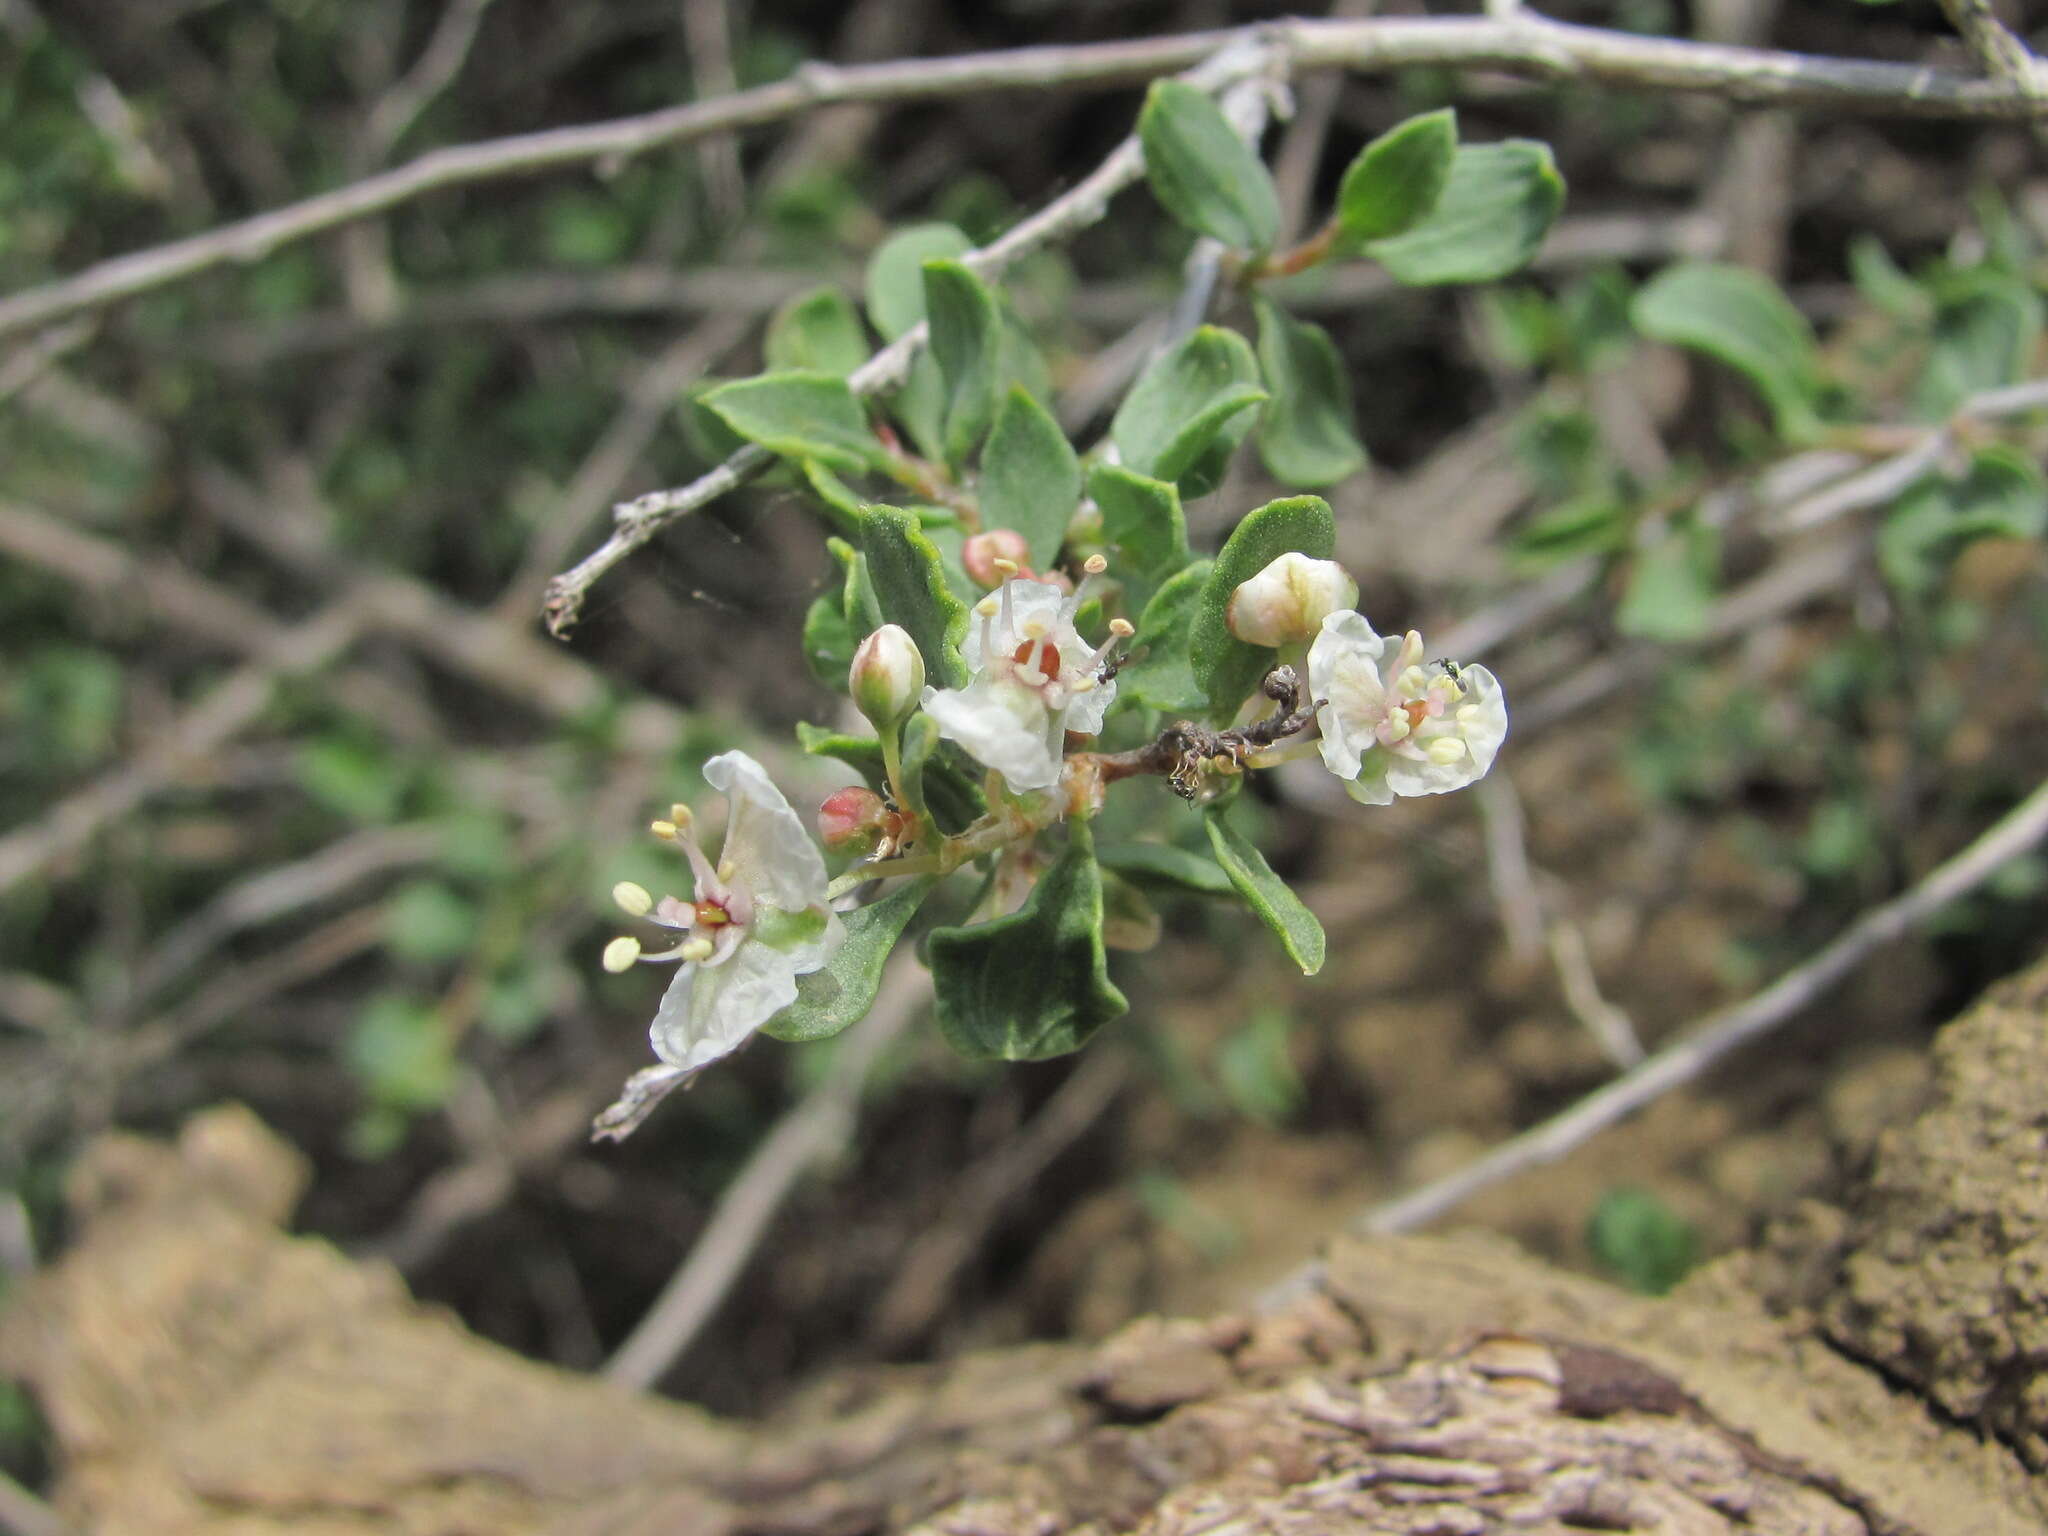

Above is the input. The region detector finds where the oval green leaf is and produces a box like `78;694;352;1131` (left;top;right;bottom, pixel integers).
1367;141;1564;287
702;372;882;474
1631;262;1822;438
1139;79;1281;254
1253;295;1366;489
1335;108;1456;247
1205;810;1325;975
1188;495;1335;716
1111;325;1266;484
981;385;1081;570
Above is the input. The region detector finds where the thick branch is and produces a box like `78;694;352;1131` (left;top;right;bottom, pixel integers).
4;16;2045;344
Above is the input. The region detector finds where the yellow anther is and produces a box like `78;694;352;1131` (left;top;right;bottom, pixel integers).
613;881;654;917
602;935;642;973
716;860;736;883
991;557;1021;578
649;819;678;840
1108;617;1135;638
670;803;694;829
1021;616;1048;639
1083;553;1108;575
679;937;716;963
975;594;1001;617
1426;737;1468;765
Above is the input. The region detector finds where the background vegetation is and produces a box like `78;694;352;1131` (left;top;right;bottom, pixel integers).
3;0;2046;1497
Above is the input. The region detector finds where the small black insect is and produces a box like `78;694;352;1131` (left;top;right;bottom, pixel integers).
1434;657;1463;683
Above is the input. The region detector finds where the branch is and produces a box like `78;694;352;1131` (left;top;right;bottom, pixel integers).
1938;0;2048;96
542;38;1274;634
1361;772;2048;1235
4;15;2044;344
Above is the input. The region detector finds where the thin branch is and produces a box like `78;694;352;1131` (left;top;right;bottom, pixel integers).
361;0;500;167
0;605;362;896
868;1048;1128;1352
4;15;2044;343
1770;375;2048;534
543;38;1274;634
1937;0;2047;95
603;953;928;1390
1361;771;2048;1235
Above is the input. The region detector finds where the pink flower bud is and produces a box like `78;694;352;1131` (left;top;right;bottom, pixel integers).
1226;553;1358;648
961;529;1031;589
849;623;925;728
817;786;889;855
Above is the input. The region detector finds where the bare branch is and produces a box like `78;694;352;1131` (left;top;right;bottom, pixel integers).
361;0;501;167
4;16;2044;344
603;953;929;1390
1937;0;2048;96
1362;772;2048;1235
0;605;363;896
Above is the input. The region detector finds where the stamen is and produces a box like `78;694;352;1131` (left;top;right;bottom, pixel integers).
602;936;642;973
997;574;1019;642
679;937;716;963
649;819;678;840
1083;553;1108;576
613;881;654;917
990;557;1021;579
669;804;693;829
1427;737;1468;765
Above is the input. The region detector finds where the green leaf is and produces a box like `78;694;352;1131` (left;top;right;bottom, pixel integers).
1205;810;1325;975
1253;295;1367;488
827;535;883;634
1122;559;1212;713
384;880;477;965
799;458;867;538
1916;271;2043;417
1880;447;2048;594
346;995;455;1112
1616;520;1721;642
864;223;973;340
1588;1187;1698;1295
1097;840;1234;897
1845;234;1928;322
1138;79;1280;253
765;285;870;376
1089;463;1191;581
1367;141;1564;286
764;878;937;1042
802;592;856;691
1189;495;1335;715
980;385;1081;570
1631;263;1822;438
1334;108;1456;246
923;259;1003;464
1510;495;1628;567
1111;325;1266;484
860;503;971;688
929;818;1128;1060
702;372;882;473
796;721;888;794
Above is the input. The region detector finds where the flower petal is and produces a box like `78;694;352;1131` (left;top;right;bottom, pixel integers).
648;937;803;1075
704;750;829;912
1062;675;1117;736
923;676;1062;793
1308;609;1389;782
591;1061;693;1142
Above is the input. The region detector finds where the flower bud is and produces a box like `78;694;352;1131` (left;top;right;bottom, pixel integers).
1225;553;1359;648
817;785;890;856
849;623;925;728
961;529;1031;589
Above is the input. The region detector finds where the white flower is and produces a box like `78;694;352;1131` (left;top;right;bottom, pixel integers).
922;572;1130;795
1226;553;1359;649
1307;611;1507;806
593;751;844;1140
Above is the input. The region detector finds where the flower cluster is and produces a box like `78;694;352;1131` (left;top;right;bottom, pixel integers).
591;545;1505;1140
1228;551;1507;804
